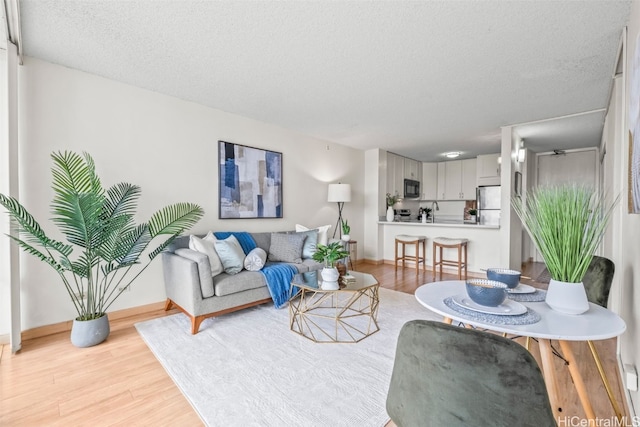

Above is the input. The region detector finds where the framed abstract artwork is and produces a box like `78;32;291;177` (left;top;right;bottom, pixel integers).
218;141;283;219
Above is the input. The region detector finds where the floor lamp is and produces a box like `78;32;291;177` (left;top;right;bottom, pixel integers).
328;183;351;239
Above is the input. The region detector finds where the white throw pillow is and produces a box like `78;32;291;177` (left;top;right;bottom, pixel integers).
244;247;267;271
189;234;224;277
295;224;331;246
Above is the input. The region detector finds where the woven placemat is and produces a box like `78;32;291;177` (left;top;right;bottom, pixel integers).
507;289;546;303
443;297;541;326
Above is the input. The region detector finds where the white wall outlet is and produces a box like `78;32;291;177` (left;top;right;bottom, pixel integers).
624;364;638;391
117;285;131;292
72;291;85;300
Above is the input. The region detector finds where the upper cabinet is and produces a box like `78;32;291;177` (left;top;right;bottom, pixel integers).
461;158;477;199
387;152;405;198
404;158;420;180
477;153;501;186
421;162;438;200
437;158;477;200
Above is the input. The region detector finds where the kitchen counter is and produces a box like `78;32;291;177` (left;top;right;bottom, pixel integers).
378;220;499;229
379;221;502;274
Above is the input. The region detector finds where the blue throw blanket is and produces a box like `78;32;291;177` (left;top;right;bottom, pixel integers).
260;264;299;309
213;232;257;254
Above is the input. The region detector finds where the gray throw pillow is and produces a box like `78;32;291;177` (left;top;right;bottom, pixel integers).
287;230;318;259
269;232;306;263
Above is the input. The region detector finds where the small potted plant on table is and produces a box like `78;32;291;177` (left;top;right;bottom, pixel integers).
341;219;351;241
312;241;350;290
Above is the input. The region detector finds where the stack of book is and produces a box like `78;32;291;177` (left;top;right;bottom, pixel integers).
341;274;356;285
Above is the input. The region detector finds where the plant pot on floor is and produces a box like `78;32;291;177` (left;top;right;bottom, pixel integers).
545;279;590;315
71;313;110;347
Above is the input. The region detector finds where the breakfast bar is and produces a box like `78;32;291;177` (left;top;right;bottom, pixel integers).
379;221;501;274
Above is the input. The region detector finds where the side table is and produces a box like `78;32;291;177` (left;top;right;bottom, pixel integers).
345;240;357;270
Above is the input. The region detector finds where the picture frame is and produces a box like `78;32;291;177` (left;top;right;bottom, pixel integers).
218;141;283;219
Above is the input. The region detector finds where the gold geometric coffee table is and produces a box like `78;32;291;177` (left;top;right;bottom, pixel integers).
289;271;380;343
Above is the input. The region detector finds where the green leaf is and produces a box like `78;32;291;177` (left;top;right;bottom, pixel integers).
148;203;204;237
512;184;619;282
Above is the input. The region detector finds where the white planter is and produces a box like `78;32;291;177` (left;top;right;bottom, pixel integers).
341;234;351;242
545;279;590;315
386;206;394;222
320;267;340;290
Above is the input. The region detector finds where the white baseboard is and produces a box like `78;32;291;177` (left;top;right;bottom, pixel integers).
0;334;9;345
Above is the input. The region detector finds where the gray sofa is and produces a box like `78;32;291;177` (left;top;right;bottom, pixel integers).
162;231;323;334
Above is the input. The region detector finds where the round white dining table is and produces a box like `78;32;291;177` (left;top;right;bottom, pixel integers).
415;281;627;422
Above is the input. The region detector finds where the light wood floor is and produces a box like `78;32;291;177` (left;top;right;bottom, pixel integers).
0;262;629;425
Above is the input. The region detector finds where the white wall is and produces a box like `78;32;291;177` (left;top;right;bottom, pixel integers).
3;57;365;332
616;4;640;413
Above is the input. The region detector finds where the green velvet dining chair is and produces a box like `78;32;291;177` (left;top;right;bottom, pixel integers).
386;320;556;427
582;255;624;420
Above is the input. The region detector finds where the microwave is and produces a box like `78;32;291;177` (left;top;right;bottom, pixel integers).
404;179;420;199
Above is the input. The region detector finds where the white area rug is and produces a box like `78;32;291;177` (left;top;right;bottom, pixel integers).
135;288;441;427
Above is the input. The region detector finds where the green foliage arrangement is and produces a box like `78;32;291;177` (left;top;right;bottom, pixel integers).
386;193;398;207
512;184;618;283
312;241;350;268
0;151;204;320
341;219;350;235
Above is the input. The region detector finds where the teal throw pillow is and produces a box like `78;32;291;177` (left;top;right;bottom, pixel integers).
214;235;245;275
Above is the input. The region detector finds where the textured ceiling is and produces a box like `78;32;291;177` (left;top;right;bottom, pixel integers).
17;0;631;161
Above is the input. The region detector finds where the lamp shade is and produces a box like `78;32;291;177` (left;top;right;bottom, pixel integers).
328;183;351;202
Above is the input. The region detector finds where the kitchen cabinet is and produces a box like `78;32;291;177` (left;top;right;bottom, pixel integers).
386;152;405;198
477;153;501;186
437;158;477;200
460;158;477;199
421;162;438;200
404;158;420;180
444;160;462;200
437;162;446;200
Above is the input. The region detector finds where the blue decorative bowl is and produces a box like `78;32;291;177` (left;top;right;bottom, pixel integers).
465;279;508;307
486;268;521;289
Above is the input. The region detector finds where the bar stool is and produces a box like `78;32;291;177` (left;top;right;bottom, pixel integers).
395;235;427;276
432;237;469;281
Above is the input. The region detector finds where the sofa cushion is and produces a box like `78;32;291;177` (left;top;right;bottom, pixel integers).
287;230;317;259
295;224;331;246
251;232;272;254
301;258;324;272
175;248;215;298
214;235;246;275
213;271;266;296
269;232;305;263
189;234;224;277
244;247;267;271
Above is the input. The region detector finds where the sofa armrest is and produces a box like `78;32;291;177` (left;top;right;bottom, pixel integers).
174;248;215;298
162;251;214;314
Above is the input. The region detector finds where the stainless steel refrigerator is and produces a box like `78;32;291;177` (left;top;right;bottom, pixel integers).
476;185;501;226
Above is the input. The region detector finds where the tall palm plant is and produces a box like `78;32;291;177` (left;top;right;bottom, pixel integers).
0;151;204;320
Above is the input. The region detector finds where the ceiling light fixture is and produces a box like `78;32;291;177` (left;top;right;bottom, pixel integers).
444;151;461;159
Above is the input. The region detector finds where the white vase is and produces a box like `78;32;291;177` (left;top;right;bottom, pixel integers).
386;206;394;222
545;279;590;315
341;234;351;242
320;267;340;290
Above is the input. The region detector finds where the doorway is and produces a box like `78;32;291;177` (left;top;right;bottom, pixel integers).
532;147;599;262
